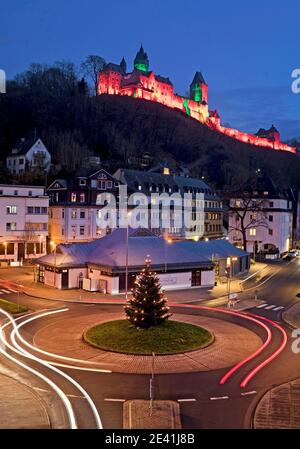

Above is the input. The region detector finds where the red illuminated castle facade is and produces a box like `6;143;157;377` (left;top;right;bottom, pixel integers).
98;46;296;154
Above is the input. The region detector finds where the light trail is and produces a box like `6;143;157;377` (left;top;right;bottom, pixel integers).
0;309;77;429
8;308;103;429
239;313;288;388
13;308;111;372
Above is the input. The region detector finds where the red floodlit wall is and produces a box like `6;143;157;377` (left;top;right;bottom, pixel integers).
208;123;296;153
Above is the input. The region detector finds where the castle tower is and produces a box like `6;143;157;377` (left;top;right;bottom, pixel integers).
120;57;127;74
134;45;149;72
190;72;208;103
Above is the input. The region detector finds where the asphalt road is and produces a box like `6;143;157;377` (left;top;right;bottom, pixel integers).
0;257;299;429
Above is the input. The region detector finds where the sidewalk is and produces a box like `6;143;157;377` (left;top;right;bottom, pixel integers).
0;372;50;429
254;378;300;429
283;302;300;329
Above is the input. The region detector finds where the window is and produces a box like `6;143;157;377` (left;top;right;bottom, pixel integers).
41;207;47;214
79;179;87;186
0;190;2;195
80;226;85;236
7;206;17;214
28;191;32;196
71;192;77;202
268;229;273;236
27;206;33;214
35;207;41;214
80;193;85;203
19;158;24;165
14;190;18;195
7;243;14;255
107;181;113;189
269;201;274;207
6;222;17;231
80;210;85;219
249;228;256;236
91;180;97;188
269;215;273;222
62;209;65;219
71;210;77;219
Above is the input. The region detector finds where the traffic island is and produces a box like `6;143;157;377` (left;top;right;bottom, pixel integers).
123;400;181;429
0;298;28;314
84;319;214;355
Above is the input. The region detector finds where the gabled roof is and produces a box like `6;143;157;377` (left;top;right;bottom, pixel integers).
9;137;46;156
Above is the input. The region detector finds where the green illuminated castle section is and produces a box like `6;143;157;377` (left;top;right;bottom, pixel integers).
183;98;191;116
134;63;148;72
134;45;149;72
190;71;206;102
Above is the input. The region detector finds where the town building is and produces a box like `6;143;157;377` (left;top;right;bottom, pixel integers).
0;185;48;264
6;137;51;176
47;168;122;244
228;175;293;258
36;228;249;293
98;46;296;154
113;167;224;240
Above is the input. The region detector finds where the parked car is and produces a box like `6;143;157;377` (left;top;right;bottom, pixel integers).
288;250;299;258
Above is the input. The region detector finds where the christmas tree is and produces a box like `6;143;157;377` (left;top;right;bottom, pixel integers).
124;256;172;329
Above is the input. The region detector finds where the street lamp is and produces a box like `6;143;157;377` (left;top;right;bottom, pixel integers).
50;240;57;288
164;237;172;273
227;256;238;302
125;211;132;301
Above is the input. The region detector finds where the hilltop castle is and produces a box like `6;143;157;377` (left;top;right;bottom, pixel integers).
98;46;296;154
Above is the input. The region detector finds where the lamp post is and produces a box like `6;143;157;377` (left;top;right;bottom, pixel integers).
50;240;57;288
164;237;172;273
227;256;238;303
125;211;132;301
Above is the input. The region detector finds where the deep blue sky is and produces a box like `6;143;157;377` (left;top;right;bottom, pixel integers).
1;0;299;138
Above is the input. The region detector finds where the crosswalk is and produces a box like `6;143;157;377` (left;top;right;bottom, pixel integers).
0;287;18;295
255;303;285;312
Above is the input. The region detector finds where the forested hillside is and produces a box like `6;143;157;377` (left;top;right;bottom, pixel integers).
1;62;299;190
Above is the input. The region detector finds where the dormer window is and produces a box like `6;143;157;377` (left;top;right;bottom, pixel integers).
79;179;87;186
98;173;107;179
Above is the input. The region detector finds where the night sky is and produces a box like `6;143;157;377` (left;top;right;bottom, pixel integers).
1;0;299;138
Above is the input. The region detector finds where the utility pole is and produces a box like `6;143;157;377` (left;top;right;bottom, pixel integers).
149;352;155;417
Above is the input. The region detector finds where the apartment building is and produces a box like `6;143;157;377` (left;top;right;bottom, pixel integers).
0;185;48;263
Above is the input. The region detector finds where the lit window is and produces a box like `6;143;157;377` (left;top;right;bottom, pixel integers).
249;228;256;236
71;210;77;219
7;206;17;214
80;193;85;203
71;193;77;202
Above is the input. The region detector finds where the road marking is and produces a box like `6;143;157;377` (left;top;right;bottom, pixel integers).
104;398;126;402
210;396;229;401
256;303;268;308
0;291;3;295
177;398;197;402
241;390;257;396
273;306;284;311
8;289;18;293
264;305;277;310
0;289;11;294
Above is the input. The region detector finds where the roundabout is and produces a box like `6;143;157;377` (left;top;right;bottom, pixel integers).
32;308;263;374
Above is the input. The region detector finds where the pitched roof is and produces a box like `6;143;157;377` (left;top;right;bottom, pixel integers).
10;137;45;156
113;168;218;199
39;228;247;269
190;71;206;86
